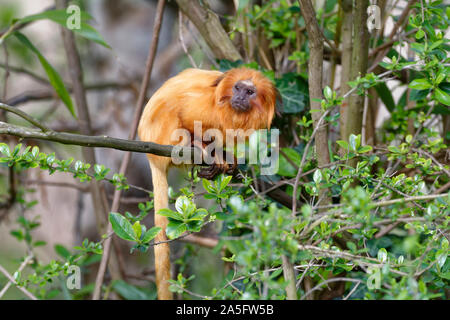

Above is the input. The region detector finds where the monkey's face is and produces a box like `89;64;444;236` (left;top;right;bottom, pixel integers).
231;80;257;112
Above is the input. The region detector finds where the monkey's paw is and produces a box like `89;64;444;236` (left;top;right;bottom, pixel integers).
198;164;221;180
198;161;237;180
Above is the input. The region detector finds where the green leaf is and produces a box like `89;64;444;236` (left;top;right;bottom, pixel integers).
276;148;301;177
0;143;10;156
336;140;348;150
142;227;161;243
415;29;425;39
157;208;184;221
219;175;232;192
132;221;142;240
166;220;187;239
375;83;396;112
349;134;360;152
324;86;332;100
112;280;150;300
54;244;71;259
275;73;308;114
202;179;214;193
14;32;76;118
16;10;110;48
358;145;373;153
109;212;137;242
409;79;433;90
435;88;450;106
377;248;388;263
313;169;322;184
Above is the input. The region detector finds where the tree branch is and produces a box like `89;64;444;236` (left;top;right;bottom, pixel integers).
175;0;242;61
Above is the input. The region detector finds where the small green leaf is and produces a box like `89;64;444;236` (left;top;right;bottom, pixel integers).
336;140;349;150
377;248;388;263
349;134;360;152
324;86;332;100
415;29;425;39
0;143;10;156
109;212;137;242
132;221;142;240
409;79;433;90
358;145;373;153
157;208;184;221
142;227;161;243
435;88;450;106
166;220;187;239
313;169;322;184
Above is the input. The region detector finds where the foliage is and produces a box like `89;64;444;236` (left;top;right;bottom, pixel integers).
0;0;449;301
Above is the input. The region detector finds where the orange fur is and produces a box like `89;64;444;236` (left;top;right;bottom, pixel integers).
138;67;276;300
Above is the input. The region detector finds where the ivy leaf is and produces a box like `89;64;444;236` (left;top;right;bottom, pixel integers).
109;212;137;242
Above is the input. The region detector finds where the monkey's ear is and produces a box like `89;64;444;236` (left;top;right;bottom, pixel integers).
211;73;226;87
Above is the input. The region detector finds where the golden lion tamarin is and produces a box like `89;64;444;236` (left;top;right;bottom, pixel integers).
138;67;276;300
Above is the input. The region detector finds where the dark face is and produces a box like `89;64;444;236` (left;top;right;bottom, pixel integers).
231;80;257;112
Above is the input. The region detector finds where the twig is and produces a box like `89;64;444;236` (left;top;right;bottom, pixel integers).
301;277;363;300
0;258;37;300
0;120;189;157
0;102;50;131
178;11;197;68
0;255;33;299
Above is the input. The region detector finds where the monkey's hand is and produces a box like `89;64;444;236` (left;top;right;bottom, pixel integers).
198;151;237;180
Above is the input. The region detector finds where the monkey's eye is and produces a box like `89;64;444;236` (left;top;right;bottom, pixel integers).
234;84;240;90
247;89;254;95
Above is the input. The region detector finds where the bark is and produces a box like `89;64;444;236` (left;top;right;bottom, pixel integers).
298;0;331;170
339;0;352;142
345;0;369;142
176;0;242;61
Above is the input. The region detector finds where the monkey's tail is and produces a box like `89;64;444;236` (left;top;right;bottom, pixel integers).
150;159;173;300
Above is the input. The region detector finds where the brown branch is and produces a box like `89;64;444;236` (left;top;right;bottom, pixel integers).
5;82;132;106
175;0;242;61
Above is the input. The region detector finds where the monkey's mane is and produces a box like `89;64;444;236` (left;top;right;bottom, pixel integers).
214;68;276;130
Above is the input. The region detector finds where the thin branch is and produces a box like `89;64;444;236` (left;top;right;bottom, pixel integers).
0;258;37;300
93;0;167;300
0;102;50;131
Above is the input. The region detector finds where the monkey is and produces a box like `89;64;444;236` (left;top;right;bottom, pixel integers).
138;67;277;300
